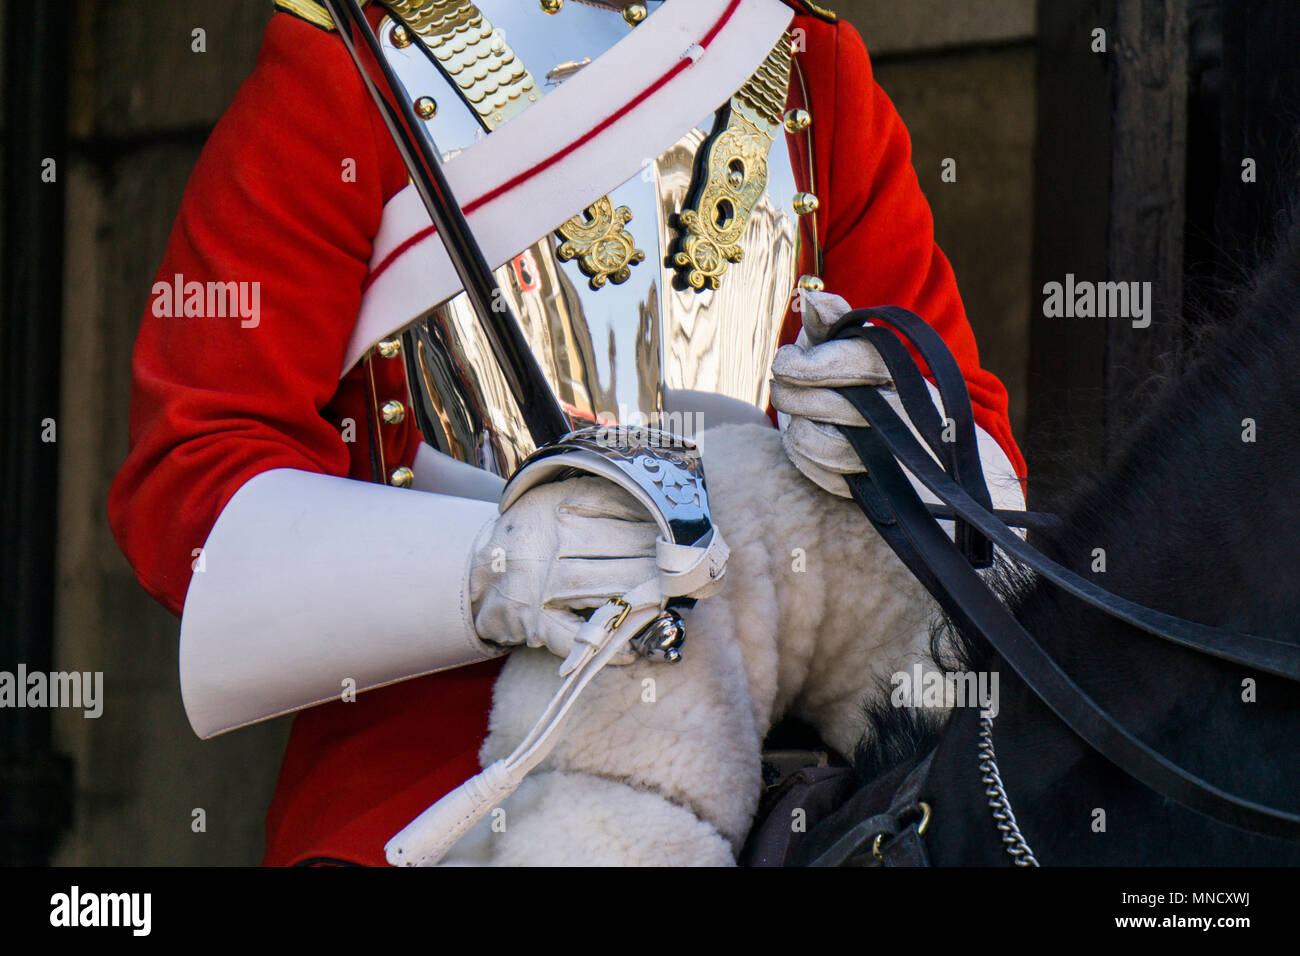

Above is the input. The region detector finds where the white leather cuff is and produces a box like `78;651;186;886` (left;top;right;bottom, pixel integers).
179;468;502;738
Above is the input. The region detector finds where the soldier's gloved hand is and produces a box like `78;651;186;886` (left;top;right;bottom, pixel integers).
769;290;894;498
470;476;661;662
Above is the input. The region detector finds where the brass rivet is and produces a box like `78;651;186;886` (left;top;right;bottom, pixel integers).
622;3;648;26
381;400;406;425
783;108;812;134
414;96;438;120
793;191;820;216
797;274;825;293
540;0;563;13
377;338;402;359
391;23;412;48
389;466;415;488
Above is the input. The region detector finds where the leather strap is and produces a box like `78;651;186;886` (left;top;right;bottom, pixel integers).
387;585;665;866
831;307;997;566
843;385;1300;681
925;503;1063;535
831;308;1300;682
657;530;731;598
825;308;1300;841
386;531;728;865
806;751;936;866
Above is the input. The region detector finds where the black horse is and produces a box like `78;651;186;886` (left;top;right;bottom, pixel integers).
790;213;1300;866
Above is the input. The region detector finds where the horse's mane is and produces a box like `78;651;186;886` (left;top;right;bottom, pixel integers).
852;201;1300;785
850;559;1026;784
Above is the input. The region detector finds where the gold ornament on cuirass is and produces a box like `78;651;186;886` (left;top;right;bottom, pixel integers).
555;197;647;289
672;32;793;291
387;0;645;288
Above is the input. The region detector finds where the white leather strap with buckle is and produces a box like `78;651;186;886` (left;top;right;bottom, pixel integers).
385;536;724;866
657;529;730;599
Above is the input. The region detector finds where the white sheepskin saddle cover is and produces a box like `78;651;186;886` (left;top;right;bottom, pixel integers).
442;423;943;866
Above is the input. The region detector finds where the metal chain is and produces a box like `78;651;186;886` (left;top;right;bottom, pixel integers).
977;714;1040;866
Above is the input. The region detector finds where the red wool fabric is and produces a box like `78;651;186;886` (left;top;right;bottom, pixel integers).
107;4;1026;867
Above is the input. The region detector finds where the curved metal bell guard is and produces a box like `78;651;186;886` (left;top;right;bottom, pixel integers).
500;425;712;547
500;424;711;668
501;426;717;546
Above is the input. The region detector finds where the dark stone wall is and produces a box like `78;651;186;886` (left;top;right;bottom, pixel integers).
842;0;1037;434
54;0;288;867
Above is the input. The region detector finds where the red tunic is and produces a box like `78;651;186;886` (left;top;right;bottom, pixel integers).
107;3;1026;866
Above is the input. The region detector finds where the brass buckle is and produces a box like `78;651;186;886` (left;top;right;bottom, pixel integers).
604;598;632;632
871;801;932;862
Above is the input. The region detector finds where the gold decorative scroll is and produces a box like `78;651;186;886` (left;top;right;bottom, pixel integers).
556;198;646;289
273;0;372;32
388;0;641;290
673;33;793;292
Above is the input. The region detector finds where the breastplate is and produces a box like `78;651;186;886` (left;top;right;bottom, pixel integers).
379;0;804;475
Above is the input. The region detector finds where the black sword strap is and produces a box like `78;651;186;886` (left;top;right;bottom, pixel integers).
838;419;1300;840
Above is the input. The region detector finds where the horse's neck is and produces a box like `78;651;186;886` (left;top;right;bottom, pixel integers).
959;647;1300;865
932;228;1300;864
1044;218;1300;643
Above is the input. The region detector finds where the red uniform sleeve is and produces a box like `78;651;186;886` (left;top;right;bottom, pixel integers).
794;18;1027;482
107;12;408;616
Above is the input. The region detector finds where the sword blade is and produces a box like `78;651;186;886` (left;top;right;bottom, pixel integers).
320;0;570;447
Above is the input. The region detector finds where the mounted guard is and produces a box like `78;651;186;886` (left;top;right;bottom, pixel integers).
108;0;1027;866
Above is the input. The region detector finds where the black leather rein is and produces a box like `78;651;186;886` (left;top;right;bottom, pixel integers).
822;306;1300;849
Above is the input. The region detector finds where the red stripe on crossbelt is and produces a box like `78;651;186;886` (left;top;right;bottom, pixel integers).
365;227;434;290
364;0;744;291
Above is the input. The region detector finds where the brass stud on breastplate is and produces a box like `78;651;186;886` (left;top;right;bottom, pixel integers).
540;0;563;13
391;23;412;48
377;338;402;360
381;400;406;425
783;108;812;134
797;274;826;293
389;466;415;488
793;192;820;216
622;3;648;26
414;96;438;120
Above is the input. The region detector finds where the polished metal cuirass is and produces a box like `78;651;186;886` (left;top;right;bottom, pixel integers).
379;0;803;475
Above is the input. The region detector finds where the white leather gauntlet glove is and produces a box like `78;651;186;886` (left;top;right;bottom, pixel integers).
769;290;893;498
470;476;660;662
771;290;1027;515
